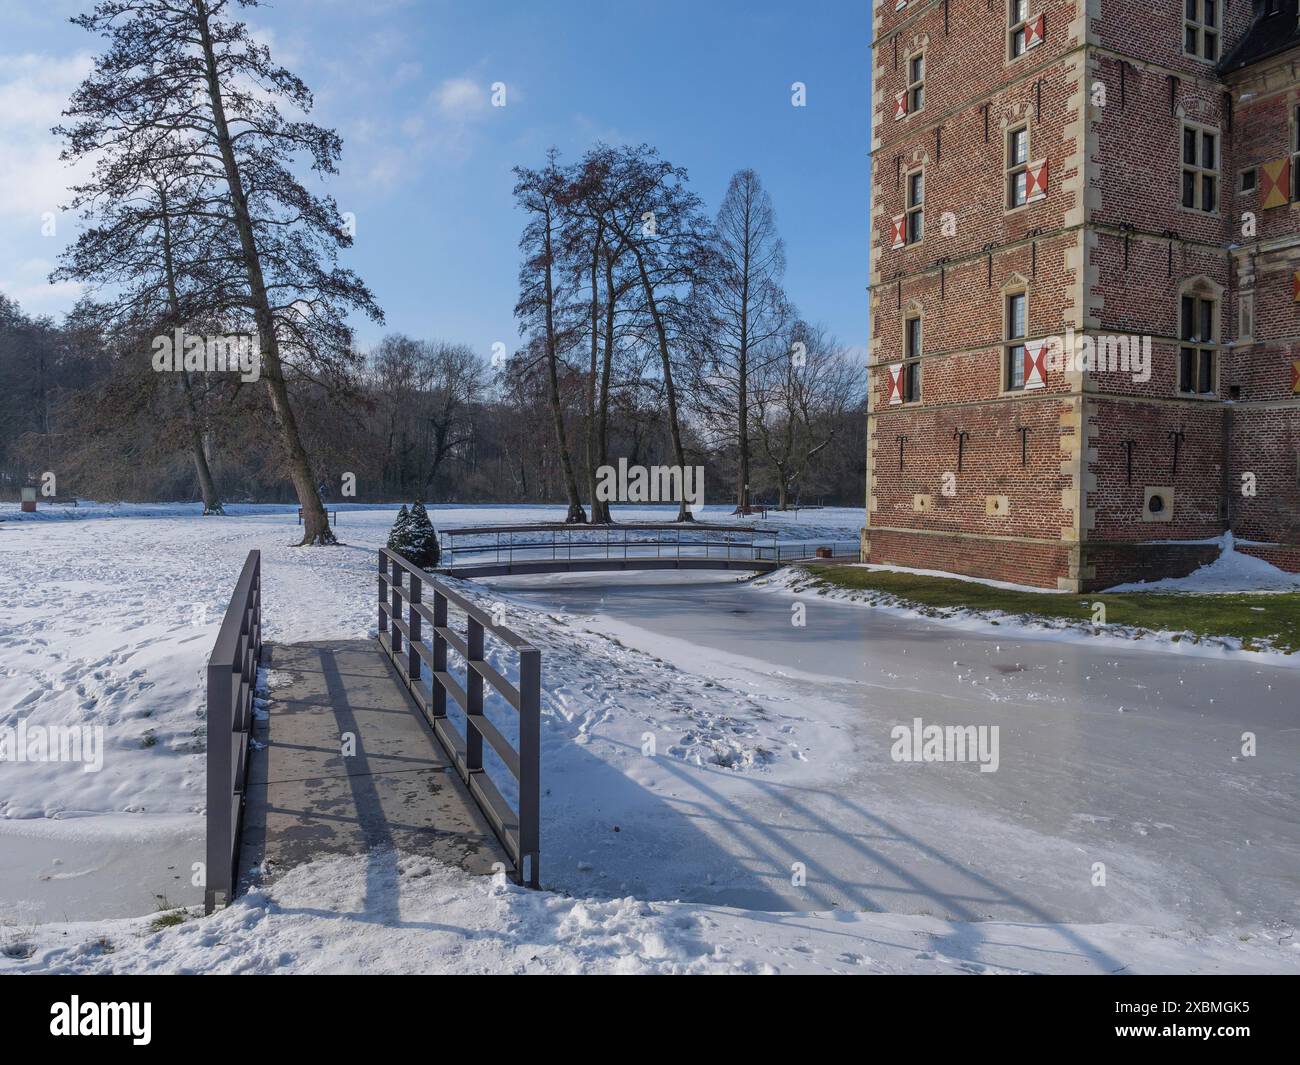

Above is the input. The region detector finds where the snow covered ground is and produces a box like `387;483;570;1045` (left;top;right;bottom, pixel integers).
2;502;1298;974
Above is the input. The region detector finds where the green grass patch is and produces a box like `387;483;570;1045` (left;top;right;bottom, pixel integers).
801;565;1300;654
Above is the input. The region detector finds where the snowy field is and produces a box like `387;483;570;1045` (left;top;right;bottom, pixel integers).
1;502;1298;974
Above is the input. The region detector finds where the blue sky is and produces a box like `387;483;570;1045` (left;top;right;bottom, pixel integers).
0;0;871;357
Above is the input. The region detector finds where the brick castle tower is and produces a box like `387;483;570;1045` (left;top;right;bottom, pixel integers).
867;0;1300;590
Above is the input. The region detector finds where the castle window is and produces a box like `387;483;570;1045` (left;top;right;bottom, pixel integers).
1009;0;1030;58
903;314;922;402
1184;0;1219;61
1291;105;1300;200
1007;126;1029;207
1240;168;1257;194
907;53;925;113
1179;293;1217;394
1181;123;1218;213
1005;291;1027;391
906;169;924;244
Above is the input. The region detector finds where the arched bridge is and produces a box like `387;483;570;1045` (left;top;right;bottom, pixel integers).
434;523;859;579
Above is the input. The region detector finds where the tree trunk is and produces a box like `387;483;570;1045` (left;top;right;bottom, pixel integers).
596;247;617;524
158;179;223;516
182;374;223;514
585;227;610;523
541;201;586;524
632;250;691;521
196;0;334;544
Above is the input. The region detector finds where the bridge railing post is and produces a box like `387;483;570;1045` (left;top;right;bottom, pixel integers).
378;551;386;637
432;586;447;719
465;616;484;774
408;571;421;683
518;646;541;887
390;563;403;657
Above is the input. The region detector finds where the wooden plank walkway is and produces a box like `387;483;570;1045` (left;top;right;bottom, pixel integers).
237;640;508;889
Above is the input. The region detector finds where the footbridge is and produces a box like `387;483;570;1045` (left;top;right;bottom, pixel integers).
435;523;859;579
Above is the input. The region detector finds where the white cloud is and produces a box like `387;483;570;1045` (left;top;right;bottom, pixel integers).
0;51;94;219
435;77;488;120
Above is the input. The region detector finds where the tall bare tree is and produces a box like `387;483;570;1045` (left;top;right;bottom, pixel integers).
694;169;789;513
513;153;586;523
59;0;382;544
592;144;710;521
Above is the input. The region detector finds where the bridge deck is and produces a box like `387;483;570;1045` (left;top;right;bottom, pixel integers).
237;640;507;890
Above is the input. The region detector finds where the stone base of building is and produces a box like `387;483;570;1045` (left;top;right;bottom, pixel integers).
1078;542;1221;591
862;529;1224;592
861;529;1074;589
1236;542;1300;574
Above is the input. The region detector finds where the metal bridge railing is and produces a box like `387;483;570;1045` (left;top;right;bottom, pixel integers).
378;548;540;887
437;524;857;571
205;549;262;913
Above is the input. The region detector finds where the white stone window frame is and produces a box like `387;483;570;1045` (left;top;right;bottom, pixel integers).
1176;277;1222;397
1002;279;1031;394
904;164;925;246
1180;119;1220;216
1182;0;1220;64
902;302;924;404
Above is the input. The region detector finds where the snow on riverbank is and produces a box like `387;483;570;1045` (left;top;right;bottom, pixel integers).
758;557;1300;665
0;503;855;920
3;503;1297;974
7;851;1296;975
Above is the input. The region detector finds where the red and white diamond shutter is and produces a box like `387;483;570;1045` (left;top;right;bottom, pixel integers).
1025;159;1048;201
885;363;905;405
1025;14;1045;50
1023;340;1047;390
893;90;908;121
891;214;906;249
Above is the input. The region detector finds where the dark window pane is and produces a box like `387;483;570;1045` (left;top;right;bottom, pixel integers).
1201;132;1215;169
1008;170;1029;206
1204;31;1217;59
1009;345;1025;389
1199;350;1213;393
1202;174;1216;211
906;318;921;357
1200;299;1213;341
1242;169;1256;191
1180;348;1194;391
1010;129;1027;165
1186;26;1198;53
907;210;923;242
1013;29;1025;56
1185;0;1196;19
1008;294;1026;338
1181;296;1195;339
909;171;924;205
905;361;920;401
1205;0;1216;24
1182;169;1196;208
911;55;924;81
911;85;924;110
1183;127;1197;165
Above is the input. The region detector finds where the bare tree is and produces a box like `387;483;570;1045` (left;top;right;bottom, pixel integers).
693;169;790;513
754;321;859;509
591;144;710;521
60;0;382;544
513;153;586;523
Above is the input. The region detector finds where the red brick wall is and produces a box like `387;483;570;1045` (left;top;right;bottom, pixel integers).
868;0;1300;589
